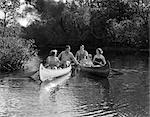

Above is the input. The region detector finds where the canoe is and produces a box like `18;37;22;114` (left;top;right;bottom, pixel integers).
39;64;72;81
79;61;110;78
40;72;71;91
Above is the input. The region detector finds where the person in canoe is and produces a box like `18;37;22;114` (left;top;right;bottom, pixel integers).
93;48;106;67
75;45;89;65
79;54;94;67
45;49;60;69
85;54;94;67
58;45;79;68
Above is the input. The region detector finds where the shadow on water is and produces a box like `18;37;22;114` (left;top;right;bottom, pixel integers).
0;52;148;117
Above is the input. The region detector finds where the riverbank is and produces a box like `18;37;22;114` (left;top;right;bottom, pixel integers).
102;47;149;53
38;45;149;57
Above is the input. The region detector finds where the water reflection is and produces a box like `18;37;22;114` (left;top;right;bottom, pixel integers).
0;78;40;117
39;72;71;103
74;75;118;117
0;52;148;117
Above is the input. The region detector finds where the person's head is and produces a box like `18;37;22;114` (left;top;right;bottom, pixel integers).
96;48;103;55
65;45;71;53
80;45;85;51
88;54;92;59
49;50;57;57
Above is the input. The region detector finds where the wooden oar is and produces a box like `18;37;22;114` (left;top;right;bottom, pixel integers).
28;70;41;82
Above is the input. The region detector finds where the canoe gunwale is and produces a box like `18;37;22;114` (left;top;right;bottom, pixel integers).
39;64;72;81
79;61;110;78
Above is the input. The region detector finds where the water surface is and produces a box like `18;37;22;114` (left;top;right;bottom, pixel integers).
0;52;149;117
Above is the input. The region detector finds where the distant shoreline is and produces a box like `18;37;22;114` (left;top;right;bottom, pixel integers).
38;46;149;57
38;45;149;52
102;47;149;52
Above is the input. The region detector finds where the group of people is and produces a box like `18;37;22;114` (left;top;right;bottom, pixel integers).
45;45;106;69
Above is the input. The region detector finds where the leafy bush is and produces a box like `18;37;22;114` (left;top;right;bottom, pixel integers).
23;0;149;49
0;36;37;72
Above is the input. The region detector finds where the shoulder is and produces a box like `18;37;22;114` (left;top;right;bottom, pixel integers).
69;52;75;57
94;55;98;58
46;56;51;61
60;51;65;55
76;50;80;54
69;52;74;56
100;54;105;58
84;50;88;54
47;56;50;59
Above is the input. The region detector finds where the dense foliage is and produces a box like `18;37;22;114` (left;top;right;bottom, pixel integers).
23;0;149;49
0;37;37;72
0;0;38;72
0;0;148;72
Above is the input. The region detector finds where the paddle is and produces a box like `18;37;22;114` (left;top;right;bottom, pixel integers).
28;70;40;81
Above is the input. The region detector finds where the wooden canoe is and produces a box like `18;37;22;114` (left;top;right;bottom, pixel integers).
79;61;110;78
39;64;72;82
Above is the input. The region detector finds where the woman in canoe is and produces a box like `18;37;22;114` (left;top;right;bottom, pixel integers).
45;50;60;69
93;48;106;67
75;45;88;64
58;45;79;68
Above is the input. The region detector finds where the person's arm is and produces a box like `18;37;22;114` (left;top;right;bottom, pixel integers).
70;53;79;65
45;56;50;67
85;51;88;59
56;57;60;67
93;55;96;62
56;57;60;63
75;51;79;61
58;51;63;60
101;55;106;65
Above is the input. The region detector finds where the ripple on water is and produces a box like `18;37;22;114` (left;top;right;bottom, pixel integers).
0;52;149;117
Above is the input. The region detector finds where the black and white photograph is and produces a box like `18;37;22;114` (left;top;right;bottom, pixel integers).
0;0;149;117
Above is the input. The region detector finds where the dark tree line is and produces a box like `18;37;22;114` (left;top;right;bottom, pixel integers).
22;0;149;49
0;0;149;72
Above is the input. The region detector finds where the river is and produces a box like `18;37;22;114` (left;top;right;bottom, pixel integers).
0;52;149;117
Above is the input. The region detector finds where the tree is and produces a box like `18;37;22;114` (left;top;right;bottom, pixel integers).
0;0;38;72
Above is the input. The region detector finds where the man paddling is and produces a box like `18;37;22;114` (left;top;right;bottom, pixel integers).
58;45;79;67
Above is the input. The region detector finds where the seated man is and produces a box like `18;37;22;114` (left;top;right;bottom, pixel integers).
45;50;60;69
58;45;79;68
75;45;88;63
